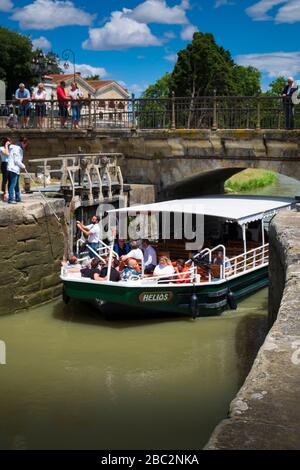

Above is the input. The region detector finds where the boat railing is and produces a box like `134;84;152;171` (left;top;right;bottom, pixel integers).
141;266;197;285
227;243;269;278
197;244;226;281
76;237;119;260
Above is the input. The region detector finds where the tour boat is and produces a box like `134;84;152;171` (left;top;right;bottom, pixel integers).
61;196;293;317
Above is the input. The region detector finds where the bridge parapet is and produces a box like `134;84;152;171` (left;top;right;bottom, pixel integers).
0;94;299;131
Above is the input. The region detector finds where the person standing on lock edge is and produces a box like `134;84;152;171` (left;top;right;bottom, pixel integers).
7;137;29;204
282;77;298;130
57;81;69;128
0;137;11;201
69;82;83;129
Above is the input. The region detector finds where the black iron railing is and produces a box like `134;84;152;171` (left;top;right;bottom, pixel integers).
0;94;299;130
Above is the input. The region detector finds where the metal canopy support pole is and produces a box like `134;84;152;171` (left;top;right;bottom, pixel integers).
261;218;265;264
107;213;114;282
261;218;265;246
242;224;247;254
242;224;247;271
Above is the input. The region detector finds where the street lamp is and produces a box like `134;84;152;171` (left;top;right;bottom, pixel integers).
62;49;76;83
31;51;54;82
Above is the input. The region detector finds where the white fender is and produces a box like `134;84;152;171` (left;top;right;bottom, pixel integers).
291;89;300;105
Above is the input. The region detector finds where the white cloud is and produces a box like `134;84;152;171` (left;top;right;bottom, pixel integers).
128;83;149;95
215;0;234;7
0;0;13;12
11;0;95;30
276;0;300;23
246;0;300;23
180;24;197;40
60;61;108;78
164;53;178;62
82;11;162;50
127;0;189;25
235;51;300;78
32;36;51;50
164;31;176;39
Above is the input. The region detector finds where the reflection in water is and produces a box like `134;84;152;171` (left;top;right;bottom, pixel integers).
0;292;267;450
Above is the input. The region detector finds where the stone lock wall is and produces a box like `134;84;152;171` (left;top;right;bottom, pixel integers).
0;198;65;316
206;209;300;450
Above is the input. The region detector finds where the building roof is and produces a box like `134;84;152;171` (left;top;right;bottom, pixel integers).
86;80;114;90
44;75;128;95
44;73;81;83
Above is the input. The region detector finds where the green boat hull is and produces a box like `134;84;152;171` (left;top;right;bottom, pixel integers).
62;265;268;317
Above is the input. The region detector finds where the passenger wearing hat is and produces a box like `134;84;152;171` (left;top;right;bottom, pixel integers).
282;77;298;130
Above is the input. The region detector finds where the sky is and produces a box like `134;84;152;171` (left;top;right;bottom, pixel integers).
0;0;299;94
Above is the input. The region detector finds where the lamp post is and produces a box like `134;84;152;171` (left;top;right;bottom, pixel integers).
31;51;55;82
62;49;76;83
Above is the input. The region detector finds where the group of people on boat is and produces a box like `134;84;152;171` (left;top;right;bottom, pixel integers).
60;214;235;284
62;249;194;284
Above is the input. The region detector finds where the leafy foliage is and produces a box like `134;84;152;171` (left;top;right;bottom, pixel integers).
0;28;61;98
141;73;171;99
233;65;261;96
0;27;34;98
85;74;101;80
171;32;240;97
264;76;286;96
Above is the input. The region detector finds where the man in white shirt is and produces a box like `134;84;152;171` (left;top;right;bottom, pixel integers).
7;137;28;204
120;240;143;263
77;215;101;258
142;239;157;274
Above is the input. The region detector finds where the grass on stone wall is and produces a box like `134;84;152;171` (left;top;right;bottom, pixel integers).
225;169;278;193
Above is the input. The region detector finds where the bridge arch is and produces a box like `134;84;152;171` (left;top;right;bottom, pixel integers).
158;160;300;199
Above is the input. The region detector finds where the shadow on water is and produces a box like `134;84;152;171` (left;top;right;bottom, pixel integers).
52;299;194;328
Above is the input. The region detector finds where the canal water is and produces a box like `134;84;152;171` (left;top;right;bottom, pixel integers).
0;173;299;450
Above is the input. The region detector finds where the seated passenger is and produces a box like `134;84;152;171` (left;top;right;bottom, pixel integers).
153;256;175;280
142;239;157;274
62;255;81;273
95;256;120;282
212;250;232;275
120;241;143;263
121;259;141;281
174;258;190;283
81;257;102;280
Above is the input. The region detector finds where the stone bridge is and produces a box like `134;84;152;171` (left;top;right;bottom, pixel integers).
1;128;300;197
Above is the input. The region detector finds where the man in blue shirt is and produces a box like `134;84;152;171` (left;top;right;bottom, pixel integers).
15;83;32;129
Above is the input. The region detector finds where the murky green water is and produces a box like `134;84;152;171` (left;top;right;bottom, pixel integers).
0;293;268;450
0;172;299;450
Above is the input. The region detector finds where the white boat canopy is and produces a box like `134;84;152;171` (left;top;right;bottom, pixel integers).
108;196;293;225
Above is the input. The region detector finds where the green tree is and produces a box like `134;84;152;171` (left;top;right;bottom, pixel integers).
171;32;238;97
264;76;286;96
31;48;61;84
233;65;261;96
139;73;172;128
85;74;101;80
0;27;34;98
141;72;171;98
